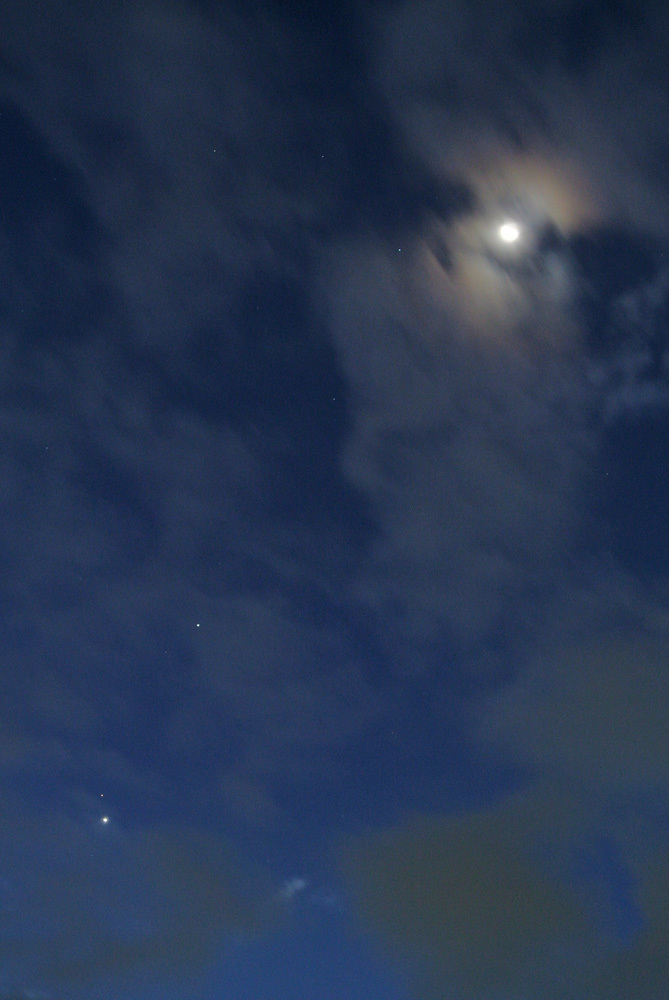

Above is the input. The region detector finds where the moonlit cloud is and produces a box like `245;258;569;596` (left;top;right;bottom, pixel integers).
340;799;596;998
323;232;592;655
280;877;308;901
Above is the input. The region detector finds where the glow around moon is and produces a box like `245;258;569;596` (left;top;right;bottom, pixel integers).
499;221;521;243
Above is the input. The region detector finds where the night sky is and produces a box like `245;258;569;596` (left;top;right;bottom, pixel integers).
1;1;668;997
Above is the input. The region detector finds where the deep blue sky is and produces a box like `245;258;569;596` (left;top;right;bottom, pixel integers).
1;1;668;998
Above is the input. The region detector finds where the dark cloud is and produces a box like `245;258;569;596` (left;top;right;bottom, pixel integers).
0;994;52;1000
2;0;342;348
0;801;260;992
341;803;669;1000
340;799;596;998
480;631;669;790
470;571;669;947
598;409;669;575
0;107;106;344
0;0;411;843
587;850;669;1000
571;225;661;354
593;267;669;418
0;314;374;822
517;1;646;75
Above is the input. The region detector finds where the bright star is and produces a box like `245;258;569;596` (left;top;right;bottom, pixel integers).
101;816;109;824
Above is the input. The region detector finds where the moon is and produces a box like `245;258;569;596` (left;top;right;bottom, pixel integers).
499;221;521;243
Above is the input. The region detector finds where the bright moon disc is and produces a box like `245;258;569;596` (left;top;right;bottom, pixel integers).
499;221;521;243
